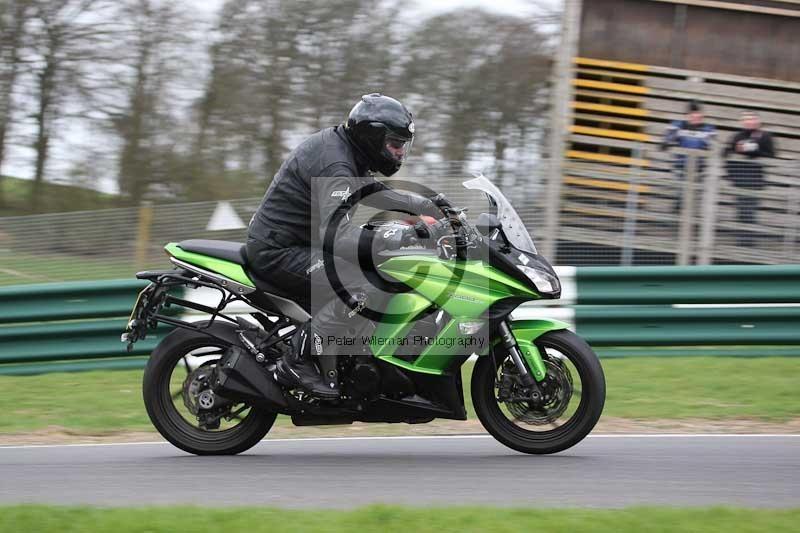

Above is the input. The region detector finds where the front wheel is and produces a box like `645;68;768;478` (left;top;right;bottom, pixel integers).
472;329;605;454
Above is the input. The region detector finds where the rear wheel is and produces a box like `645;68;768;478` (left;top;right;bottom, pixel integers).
142;322;277;455
472;329;605;454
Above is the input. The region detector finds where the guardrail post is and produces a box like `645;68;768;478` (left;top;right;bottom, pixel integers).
677;152;697;265
697;141;721;265
135;201;153;270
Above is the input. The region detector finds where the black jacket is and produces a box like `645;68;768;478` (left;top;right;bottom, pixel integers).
247;126;439;263
724;129;776;159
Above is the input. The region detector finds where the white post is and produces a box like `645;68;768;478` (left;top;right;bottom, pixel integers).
541;0;583;259
783;160;800;262
697;141;721;265
677;151;697;265
621;145;643;265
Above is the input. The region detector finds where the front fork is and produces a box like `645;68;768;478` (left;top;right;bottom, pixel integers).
497;320;547;397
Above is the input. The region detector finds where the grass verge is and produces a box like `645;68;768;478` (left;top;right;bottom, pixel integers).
1;357;798;435
1;505;798;533
0;252;137;286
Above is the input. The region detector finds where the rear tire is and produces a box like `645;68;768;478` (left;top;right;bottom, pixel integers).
472;329;605;455
142;322;277;455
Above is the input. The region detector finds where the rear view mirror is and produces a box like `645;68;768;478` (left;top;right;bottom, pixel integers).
476;213;501;236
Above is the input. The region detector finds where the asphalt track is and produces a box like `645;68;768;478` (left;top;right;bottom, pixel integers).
0;435;798;508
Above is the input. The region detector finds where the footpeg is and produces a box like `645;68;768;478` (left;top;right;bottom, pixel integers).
275;359;340;400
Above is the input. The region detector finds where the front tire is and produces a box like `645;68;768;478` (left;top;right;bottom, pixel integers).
472;329;605;454
142;322;277;455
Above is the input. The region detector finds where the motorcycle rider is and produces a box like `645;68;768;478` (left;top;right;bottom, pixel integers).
246;93;449;399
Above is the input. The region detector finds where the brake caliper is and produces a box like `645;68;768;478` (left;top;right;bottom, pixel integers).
497;361;519;402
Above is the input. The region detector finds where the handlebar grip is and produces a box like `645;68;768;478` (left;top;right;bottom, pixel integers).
431;193;453;208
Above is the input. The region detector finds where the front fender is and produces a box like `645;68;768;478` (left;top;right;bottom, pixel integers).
509;318;571;382
510;318;571;341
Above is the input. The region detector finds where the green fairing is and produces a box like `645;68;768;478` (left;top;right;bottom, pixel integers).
378;255;537;317
370;256;563;377
374;316;569;377
164;243;255;288
371;293;432;358
161;244;566;379
376;319;469;375
414;320;468;369
371;293;468;375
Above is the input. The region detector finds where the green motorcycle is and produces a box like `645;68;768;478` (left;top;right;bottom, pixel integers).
125;175;605;455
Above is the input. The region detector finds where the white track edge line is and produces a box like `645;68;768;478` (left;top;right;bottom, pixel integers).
1;433;799;449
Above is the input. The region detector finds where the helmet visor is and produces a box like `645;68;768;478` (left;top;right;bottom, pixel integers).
383;133;413;165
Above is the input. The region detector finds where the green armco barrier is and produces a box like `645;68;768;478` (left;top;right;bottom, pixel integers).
576;306;800;346
0;279;181;375
571;264;800;356
0;356;150;376
2;265;800;375
0;279;156;324
595;346;800;358
0;319;174;364
576;265;800;305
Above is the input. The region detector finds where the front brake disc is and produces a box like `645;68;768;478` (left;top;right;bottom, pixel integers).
504;359;573;425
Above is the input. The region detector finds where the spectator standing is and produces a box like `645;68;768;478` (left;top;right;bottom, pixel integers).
661;101;716;214
724;111;776;246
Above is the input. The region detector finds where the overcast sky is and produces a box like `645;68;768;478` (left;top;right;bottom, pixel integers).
194;0;547;17
4;0;559;193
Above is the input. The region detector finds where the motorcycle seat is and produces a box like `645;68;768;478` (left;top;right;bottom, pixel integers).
177;239;311;322
177;239;247;265
176;238;288;296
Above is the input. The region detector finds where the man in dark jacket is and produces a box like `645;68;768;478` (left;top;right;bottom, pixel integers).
724;111;776;246
724;111;776;180
246;94;447;399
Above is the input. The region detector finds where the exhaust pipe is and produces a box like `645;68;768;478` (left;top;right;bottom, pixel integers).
214;346;288;411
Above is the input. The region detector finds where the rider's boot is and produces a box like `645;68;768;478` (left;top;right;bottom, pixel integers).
275;324;340;400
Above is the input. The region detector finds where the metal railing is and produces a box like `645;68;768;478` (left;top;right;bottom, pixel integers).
0;150;798;287
0;279;180;375
553;145;800;266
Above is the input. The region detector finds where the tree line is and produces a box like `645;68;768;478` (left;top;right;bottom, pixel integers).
0;0;555;214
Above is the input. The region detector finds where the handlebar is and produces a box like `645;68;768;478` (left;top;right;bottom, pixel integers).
362;205;480;261
413;207;479;260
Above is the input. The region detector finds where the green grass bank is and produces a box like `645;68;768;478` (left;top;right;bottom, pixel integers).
1;357;798;435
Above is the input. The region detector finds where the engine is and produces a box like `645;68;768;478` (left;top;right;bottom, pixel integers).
350;359;381;397
339;355;416;400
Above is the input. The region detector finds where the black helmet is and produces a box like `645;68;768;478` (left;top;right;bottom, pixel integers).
345;93;415;177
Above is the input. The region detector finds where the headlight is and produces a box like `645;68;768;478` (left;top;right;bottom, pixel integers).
518;265;561;295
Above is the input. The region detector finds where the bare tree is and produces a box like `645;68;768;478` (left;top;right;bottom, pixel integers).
186;0;302;199
476;18;552;181
1;0;556;213
110;0;197;205
402;9;552;177
24;0;118;212
0;0;32;208
185;0;400;201
294;1;399;131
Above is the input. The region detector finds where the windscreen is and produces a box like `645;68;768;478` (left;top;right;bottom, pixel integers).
463;174;537;254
